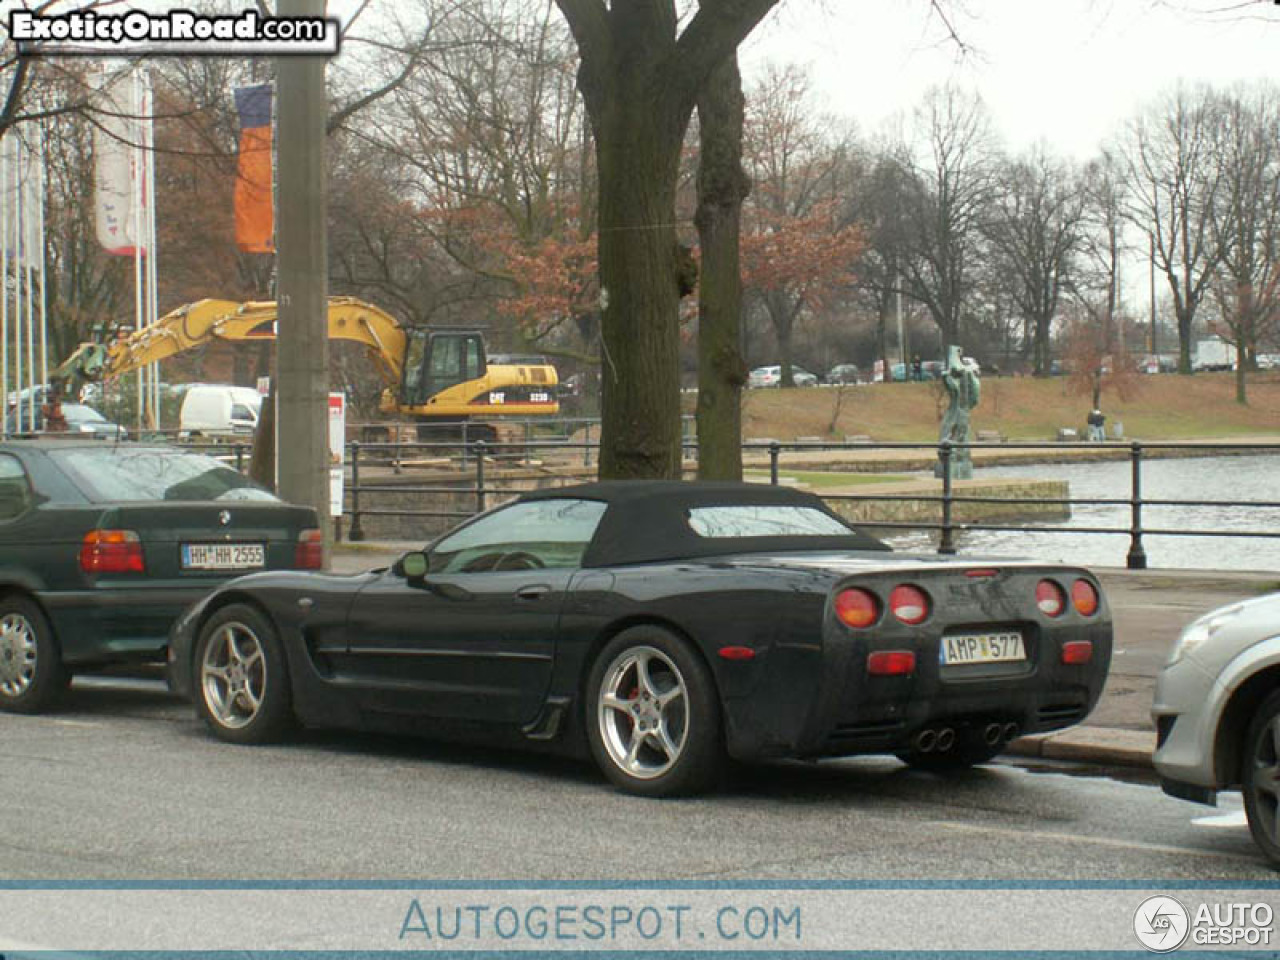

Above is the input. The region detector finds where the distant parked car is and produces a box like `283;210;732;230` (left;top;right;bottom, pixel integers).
0;440;321;713
179;384;262;438
748;365;817;388
6;403;127;440
825;364;861;385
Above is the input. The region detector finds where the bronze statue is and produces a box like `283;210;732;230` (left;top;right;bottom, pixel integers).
934;345;980;480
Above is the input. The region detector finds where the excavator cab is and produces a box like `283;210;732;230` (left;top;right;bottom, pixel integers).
400;329;487;408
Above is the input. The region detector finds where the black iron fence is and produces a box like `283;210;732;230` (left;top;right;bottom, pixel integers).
322;437;1280;570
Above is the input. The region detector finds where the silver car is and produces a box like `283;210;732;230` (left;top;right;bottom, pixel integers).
1152;592;1280;864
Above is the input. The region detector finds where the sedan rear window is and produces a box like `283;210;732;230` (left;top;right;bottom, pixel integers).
687;505;853;538
48;448;278;503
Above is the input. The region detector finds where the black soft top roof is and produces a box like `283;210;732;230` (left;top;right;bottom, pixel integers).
519;480;888;567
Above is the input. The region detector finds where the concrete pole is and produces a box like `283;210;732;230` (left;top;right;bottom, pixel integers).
276;0;330;556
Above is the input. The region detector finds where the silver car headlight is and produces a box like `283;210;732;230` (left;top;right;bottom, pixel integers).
1168;604;1244;666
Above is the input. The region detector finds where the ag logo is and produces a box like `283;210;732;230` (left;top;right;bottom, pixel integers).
1134;895;1190;952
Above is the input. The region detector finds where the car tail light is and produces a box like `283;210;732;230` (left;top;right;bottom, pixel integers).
1071;579;1099;617
718;646;756;661
888;585;930;625
80;529;144;574
1036;579;1066;617
295;528;324;569
867;650;916;676
1061;641;1093;665
835;588;879;628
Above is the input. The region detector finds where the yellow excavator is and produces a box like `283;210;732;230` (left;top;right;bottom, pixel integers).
49;297;559;440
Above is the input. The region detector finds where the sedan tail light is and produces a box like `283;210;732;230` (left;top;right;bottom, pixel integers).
888;584;930;625
835;588;879;628
1035;579;1066;617
1071;579;1100;617
295;528;324;569
80;529;144;574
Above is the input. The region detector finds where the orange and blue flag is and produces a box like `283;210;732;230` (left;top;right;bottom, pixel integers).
233;83;273;253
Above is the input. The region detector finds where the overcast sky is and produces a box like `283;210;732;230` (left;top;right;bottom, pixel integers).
741;0;1279;159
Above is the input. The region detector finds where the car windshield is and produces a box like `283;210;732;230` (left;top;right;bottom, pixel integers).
62;405;107;423
48;447;279;503
686;505;853;538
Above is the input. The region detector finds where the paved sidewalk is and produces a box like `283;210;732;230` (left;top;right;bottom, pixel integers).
331;542;1279;770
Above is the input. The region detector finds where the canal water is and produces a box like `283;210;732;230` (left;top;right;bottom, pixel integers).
884;453;1280;572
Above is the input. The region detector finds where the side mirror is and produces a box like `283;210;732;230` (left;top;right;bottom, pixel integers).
397;551;429;580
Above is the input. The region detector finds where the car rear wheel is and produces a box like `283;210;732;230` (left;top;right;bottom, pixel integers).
586;626;723;797
1241;690;1280;865
0;595;67;714
195;603;292;745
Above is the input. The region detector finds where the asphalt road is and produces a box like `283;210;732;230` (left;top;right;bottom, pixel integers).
0;675;1273;881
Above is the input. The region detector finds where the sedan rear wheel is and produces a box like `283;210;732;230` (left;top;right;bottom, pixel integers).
195;603;292;744
0;596;67;714
1242;690;1280;865
587;627;722;796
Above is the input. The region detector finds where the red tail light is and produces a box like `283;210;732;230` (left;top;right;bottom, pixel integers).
718;646;756;661
80;529;144;574
835;588;879;628
1071;579;1099;617
1061;641;1094;665
867;650;916;676
889;585;930;625
1036;579;1066;617
295;528;324;569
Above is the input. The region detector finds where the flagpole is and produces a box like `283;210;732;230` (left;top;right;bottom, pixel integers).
14;136;24;426
23;137;35;428
36;125;47;399
131;69;144;434
1;135;9;436
143;70;159;431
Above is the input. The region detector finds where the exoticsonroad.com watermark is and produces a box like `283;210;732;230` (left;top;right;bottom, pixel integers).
10;9;340;56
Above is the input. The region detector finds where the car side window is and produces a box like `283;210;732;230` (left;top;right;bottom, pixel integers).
0;454;33;521
428;498;607;574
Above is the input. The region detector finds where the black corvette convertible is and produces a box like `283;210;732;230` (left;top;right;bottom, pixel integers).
167;481;1112;796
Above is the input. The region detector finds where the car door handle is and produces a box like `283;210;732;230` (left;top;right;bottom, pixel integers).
515;584;552;601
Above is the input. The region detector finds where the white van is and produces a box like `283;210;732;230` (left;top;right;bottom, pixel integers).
179;384;263;438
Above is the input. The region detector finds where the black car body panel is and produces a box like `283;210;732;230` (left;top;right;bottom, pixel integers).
169;481;1112;769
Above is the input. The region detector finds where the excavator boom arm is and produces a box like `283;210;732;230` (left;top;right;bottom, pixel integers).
68;297;407;384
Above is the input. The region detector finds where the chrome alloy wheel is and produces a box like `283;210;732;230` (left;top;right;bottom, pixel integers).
0;612;37;698
1249;714;1280;849
200;621;267;730
597;644;689;781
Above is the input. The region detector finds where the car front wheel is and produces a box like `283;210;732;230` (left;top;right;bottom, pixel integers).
194;603;292;744
0;595;67;714
586;627;723;797
1242;690;1280;865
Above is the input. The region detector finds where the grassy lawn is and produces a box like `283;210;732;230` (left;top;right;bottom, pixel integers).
726;371;1280;443
744;469;912;487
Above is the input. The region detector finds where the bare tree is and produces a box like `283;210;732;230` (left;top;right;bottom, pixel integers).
553;0;779;479
896;84;1000;351
694;52;750;481
983;146;1084;375
1206;84;1280;403
1121;84;1229;373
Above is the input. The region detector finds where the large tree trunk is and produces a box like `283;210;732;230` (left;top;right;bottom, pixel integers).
695;55;749;482
593;94;686;478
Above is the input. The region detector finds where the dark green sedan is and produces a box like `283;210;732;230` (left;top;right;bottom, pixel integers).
0;440;320;713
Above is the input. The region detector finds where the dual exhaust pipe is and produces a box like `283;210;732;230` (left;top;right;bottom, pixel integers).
914;721;1020;754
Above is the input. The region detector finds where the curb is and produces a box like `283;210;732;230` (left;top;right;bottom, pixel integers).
1007;726;1155;769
